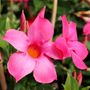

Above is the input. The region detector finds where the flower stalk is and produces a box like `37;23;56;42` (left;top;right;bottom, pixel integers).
0;0;1;17
51;0;58;28
0;60;7;90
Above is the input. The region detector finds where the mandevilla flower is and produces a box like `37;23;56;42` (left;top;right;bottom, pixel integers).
55;15;88;69
3;7;63;83
83;22;90;41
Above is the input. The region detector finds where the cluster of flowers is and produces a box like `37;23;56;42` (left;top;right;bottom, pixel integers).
3;7;89;84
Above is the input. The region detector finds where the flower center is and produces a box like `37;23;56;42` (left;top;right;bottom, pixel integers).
27;44;41;58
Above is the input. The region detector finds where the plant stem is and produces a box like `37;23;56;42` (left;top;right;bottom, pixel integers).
60;64;69;72
0;60;7;90
0;0;1;17
87;68;90;71
10;0;13;14
8;0;14;21
51;0;58;28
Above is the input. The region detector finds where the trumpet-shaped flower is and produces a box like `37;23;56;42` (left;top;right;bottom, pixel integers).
83;22;90;41
3;8;62;83
55;15;88;69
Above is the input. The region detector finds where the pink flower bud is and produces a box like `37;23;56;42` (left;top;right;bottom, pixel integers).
72;70;77;79
20;10;27;32
72;70;83;86
77;71;83;86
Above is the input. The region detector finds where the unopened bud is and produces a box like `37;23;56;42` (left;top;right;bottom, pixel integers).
77;71;83;86
72;70;77;79
20;10;27;32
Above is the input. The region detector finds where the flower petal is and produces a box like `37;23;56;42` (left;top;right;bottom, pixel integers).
61;15;78;41
38;7;46;18
3;29;28;52
33;55;57;83
72;51;87;70
83;23;90;35
68;41;88;60
43;42;63;60
61;15;69;39
68;21;78;41
7;52;35;82
28;9;54;43
55;36;70;59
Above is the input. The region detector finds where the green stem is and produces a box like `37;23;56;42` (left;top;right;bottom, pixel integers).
60;64;69;72
0;0;1;17
51;0;58;28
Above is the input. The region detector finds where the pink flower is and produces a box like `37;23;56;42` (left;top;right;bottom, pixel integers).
3;7;60;83
55;15;88;69
83;22;90;41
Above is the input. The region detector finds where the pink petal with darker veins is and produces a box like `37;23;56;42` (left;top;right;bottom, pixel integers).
68;41;88;60
72;51;87;70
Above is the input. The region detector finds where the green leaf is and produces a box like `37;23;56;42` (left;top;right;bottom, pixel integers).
0;15;7;31
0;39;8;49
5;17;11;30
86;41;90;51
63;73;79;90
0;15;11;32
33;0;45;14
36;84;53;90
0;34;8;49
81;86;90;90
